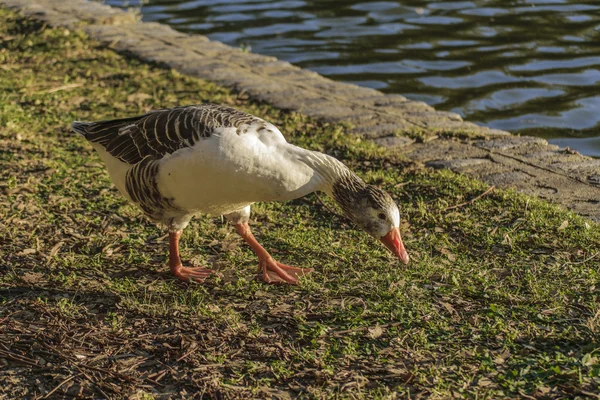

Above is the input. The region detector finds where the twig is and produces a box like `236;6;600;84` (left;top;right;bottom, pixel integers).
518;391;537;400
74;367;113;398
0;347;39;366
36;82;83;94
43;374;79;399
563;251;600;267
41;342;137;383
176;347;197;362
577;390;600;399
0;311;17;326
146;369;168;383
191;363;228;371
329;321;403;337
445;185;495;211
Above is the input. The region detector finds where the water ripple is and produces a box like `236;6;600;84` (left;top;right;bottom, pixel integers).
106;0;600;156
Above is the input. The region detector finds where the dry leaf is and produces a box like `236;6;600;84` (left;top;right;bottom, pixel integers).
367;325;383;339
558;220;569;231
441;247;456;262
17;248;36;256
494;350;510;365
477;377;493;387
21;272;44;284
441;301;456;314
48;241;64;257
68;96;87;107
270;304;292;316
127;93;152;103
221;241;238;251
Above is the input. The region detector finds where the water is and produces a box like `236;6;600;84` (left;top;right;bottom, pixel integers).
106;0;600;156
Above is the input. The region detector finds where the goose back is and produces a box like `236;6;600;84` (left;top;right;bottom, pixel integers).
72;104;265;165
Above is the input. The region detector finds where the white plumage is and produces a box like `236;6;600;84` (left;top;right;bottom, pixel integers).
157;125;324;216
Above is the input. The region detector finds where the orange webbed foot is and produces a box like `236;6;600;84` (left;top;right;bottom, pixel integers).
171;265;213;283
259;257;313;285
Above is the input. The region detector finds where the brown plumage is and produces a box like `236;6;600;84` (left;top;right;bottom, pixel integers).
72;104;263;164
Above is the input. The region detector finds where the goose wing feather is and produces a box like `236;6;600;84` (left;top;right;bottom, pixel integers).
73;104;265;165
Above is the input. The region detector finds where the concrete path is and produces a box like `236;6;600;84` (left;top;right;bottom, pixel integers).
3;0;600;220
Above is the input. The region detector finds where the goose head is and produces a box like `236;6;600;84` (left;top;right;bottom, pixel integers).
332;176;409;264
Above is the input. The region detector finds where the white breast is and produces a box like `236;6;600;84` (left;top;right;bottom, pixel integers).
156;125;322;216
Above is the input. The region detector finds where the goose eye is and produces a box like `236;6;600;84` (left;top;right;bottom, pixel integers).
378;213;386;220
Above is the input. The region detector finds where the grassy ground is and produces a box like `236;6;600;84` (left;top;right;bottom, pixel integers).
1;8;600;399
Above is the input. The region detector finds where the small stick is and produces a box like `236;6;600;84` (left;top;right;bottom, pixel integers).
563;251;600;267
330;321;403;337
445;185;495;211
577;390;600;399
0;348;38;366
36;82;83;94
176;347;197;362
43;374;79;399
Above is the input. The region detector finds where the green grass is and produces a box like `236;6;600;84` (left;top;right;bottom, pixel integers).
1;8;600;399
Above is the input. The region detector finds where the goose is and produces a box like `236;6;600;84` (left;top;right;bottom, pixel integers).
72;104;409;284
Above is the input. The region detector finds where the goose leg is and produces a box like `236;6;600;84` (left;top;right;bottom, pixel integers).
234;222;313;285
169;230;213;283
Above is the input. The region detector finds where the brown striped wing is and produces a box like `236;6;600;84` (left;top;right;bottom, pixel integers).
81;105;262;164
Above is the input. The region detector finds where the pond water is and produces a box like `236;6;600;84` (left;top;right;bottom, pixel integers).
106;0;600;156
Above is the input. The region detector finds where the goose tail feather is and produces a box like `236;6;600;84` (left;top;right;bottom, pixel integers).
71;121;94;137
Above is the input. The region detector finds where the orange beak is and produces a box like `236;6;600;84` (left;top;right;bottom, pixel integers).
380;227;409;264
